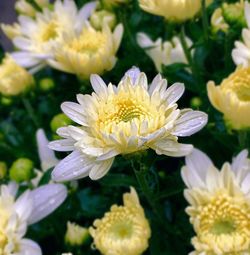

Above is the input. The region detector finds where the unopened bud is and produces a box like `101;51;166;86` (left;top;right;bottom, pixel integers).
65;222;90;246
190;97;202;109
50;114;72;133
9;158;34;182
39;78;55;92
90;10;116;30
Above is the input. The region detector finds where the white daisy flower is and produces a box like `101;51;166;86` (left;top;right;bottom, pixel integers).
0;182;67;255
49;67;207;182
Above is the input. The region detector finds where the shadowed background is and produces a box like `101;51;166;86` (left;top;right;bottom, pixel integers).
0;0;16;51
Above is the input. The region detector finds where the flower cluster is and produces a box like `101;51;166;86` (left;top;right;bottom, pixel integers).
1;0;250;254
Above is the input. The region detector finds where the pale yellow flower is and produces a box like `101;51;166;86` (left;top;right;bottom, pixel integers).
207;67;250;130
89;187;151;255
49;67;207;181
10;0;97;72
48;22;123;79
182;149;250;255
139;0;213;22
65;222;89;246
0;55;34;96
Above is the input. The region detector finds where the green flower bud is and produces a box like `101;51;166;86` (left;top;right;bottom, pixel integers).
39;78;55;92
50;113;72;133
65;222;90;246
222;2;246;27
90;10;116;30
0;162;7;179
190;97;202;109
1;97;13;106
9;158;34;182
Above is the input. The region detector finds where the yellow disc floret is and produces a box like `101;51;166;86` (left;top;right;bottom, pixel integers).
89;188;151;255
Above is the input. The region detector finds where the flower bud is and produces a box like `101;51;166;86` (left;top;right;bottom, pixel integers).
222;2;246;27
1;97;13;106
0;162;7;179
65;222;90;246
39;78;55;92
50;114;72;133
211;8;229;34
15;0;36;17
90;10;116;30
9;158;34;182
190;97;202;109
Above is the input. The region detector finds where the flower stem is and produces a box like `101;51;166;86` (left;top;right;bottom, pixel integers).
131;156;172;234
21;96;40;128
238;130;248;149
201;0;209;41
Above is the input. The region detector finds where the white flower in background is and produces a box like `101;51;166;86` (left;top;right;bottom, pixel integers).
9;0;97;72
1;23;21;40
182;149;250;254
15;0;37;17
47;22;123;79
49;67;207;182
0;182;67;255
31;129;59;187
232;1;250;67
137;33;192;72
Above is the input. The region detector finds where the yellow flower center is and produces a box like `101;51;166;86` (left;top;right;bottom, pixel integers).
40;20;58;42
101;98;151;125
193;191;250;253
222;68;250;102
0;205;11;249
68;28;108;55
110;220;133;239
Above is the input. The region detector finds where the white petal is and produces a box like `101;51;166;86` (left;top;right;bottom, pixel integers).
61;102;87;126
89;158;114;180
18;239;42;255
231;149;249;173
122;67;141;85
245;1;250;28
75;1;97;32
51;151;94;182
241;172;250;194
184;148;213;187
165;83;185;105
96;149;119;161
28;184;67;224
36;129;59;171
49;139;75;152
14;190;33;222
172;111;208;137
152;139;193;157
90;74;108;97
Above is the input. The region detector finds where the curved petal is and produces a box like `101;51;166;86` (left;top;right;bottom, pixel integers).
28;184;67;224
17;239;42;255
172;111;208;137
51;150;94;182
89;158;114;180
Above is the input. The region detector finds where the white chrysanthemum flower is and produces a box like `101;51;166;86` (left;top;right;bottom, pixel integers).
232;1;250;67
10;0;97;72
181;148;250;255
49;67;207;181
47;22;123;79
0;182;67;255
137;33;192;72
